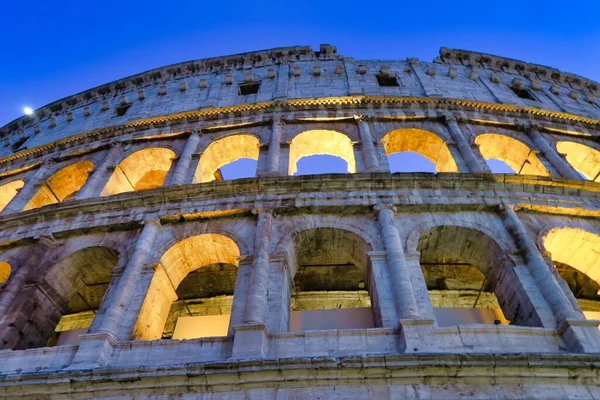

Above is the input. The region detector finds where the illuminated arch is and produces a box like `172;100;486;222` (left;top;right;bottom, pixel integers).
23;161;94;211
556;141;600;181
0;262;11;284
194;134;259;183
0;180;24;212
382;128;458;172
288;130;356;175
475;134;550;176
543;228;600;284
101;148;175;196
135;233;240;340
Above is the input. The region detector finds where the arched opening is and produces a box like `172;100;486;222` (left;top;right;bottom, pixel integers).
288;130;356;176
556;141;600;181
543;228;600;319
417;225;539;327
289;227;376;332
0;180;24;212
0;262;11;285
23;161;94;211
101;148;175;196
194;135;259;183
382;128;458;173
486;159;517;173
5;247;118;349
135;234;240;341
475;134;550;176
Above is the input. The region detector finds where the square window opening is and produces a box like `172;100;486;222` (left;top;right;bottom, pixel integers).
115;103;132;117
376;74;399;87
511;87;537;101
238;82;260;96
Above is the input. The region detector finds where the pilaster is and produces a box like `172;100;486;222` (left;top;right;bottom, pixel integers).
74;142;125;200
167;130;201;185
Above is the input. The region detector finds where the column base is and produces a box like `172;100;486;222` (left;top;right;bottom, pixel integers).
66;332;117;369
230;324;269;360
398;319;436;353
559;318;600;353
256;171;281;178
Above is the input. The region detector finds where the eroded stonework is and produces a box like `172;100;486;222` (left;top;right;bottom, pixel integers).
0;45;598;399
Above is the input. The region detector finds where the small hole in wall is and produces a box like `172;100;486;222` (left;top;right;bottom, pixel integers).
238;82;260;96
376;74;399;87
115;103;132;117
510;87;537;101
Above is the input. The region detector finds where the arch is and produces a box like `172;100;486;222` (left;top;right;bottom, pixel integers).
288;227;377;332
23;161;94;211
475;134;550;176
194;134;260;183
0;180;24;212
417;225;539;327
556;141;600;181
543;227;600;284
381;128;458;172
135;233;240;340
0;262;11;284
101;147;175;196
6;246;118;349
288;130;356;175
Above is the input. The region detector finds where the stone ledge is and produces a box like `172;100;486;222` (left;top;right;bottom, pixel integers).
0;353;598;398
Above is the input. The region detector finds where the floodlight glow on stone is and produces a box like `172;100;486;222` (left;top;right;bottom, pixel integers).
23;107;34;116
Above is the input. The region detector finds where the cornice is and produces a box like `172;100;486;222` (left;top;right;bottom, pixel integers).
0;353;597;397
0;173;597;248
0;96;598;172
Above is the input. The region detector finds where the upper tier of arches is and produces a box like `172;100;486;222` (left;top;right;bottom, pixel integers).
0;116;598;215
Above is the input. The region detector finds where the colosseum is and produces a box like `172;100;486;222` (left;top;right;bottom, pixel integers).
0;44;598;398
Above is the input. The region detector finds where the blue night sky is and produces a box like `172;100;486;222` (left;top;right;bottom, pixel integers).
1;0;598;175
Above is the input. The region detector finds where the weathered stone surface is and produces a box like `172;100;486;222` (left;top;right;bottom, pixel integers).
0;44;597;398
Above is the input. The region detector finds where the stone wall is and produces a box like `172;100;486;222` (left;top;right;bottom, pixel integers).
0;45;598;398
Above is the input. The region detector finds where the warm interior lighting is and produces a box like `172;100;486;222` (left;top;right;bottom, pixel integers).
194;135;259;183
22;161;94;211
556;141;600;182
0;180;24;212
101;148;175;196
475;133;550;176
288;130;356;175
135;233;240;340
382;128;458;172
543;228;600;284
0;262;12;284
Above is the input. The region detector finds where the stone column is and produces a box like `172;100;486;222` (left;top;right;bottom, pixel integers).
166;131;201;186
375;205;420;320
524;125;582;180
93;219;161;338
74;142;125;200
354;115;380;172
1;160;55;215
243;210;272;325
260;117;283;176
228;256;252;334
500;204;577;323
231;210;273;359
443;115;489;173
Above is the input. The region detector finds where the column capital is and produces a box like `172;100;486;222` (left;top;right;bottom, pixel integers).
271;115;285;127
354;114;375;123
442;112;461;125
373;203;397;214
109;140;129;151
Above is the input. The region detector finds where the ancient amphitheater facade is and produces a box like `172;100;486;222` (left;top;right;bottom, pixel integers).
0;44;599;398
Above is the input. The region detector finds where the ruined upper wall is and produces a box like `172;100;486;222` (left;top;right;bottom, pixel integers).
2;44;599;156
